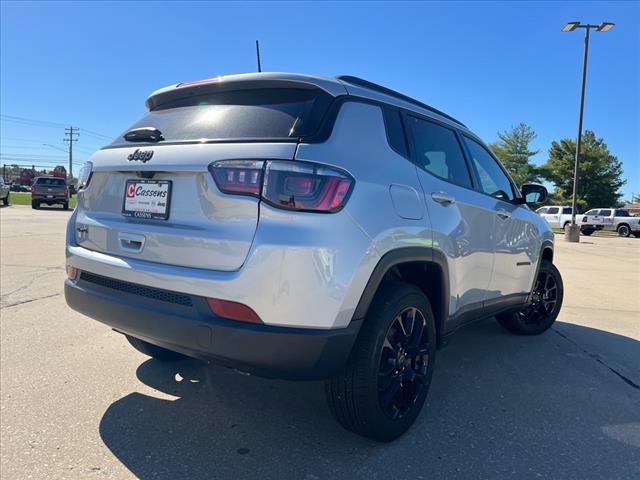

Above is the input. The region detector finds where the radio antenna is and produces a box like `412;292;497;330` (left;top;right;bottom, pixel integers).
256;40;262;72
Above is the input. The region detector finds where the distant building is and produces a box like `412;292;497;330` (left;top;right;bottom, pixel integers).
622;203;640;216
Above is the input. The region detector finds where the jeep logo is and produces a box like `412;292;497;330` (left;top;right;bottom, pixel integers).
127;149;154;163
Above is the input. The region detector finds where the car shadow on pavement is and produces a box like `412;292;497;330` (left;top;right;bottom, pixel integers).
99;319;640;480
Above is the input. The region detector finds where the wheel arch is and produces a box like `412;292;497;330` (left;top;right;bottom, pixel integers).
352;247;449;343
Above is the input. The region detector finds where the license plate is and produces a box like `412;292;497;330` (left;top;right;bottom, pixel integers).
122;180;171;220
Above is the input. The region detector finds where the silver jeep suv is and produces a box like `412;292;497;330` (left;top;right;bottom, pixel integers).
65;73;563;441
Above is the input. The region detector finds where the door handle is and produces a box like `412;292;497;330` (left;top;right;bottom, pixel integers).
431;192;455;205
496;209;512;220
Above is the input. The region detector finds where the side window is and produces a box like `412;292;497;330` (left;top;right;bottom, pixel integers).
463;136;515;201
585;209;597;215
382;107;408;158
599;209;612;216
406;116;472;188
615;209;629;217
537;207;548;214
562;207;572;214
547;207;560;214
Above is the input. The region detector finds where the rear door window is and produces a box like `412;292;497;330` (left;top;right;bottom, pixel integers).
537;207;548;214
599;209;612;216
547;207;559;214
109;87;332;147
562;207;572;214
406;116;473;188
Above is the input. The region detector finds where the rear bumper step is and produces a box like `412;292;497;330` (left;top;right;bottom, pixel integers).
65;274;361;380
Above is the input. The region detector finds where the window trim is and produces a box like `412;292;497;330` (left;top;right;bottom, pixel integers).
459;133;523;205
402;111;476;190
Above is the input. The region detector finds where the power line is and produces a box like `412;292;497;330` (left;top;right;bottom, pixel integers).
80;128;113;140
0;114;68;128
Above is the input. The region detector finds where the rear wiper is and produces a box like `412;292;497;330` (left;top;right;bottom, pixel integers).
124;127;164;143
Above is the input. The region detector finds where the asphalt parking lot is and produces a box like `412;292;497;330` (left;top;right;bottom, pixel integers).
1;205;639;480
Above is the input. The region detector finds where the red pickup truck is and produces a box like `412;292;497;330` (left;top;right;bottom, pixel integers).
31;176;70;210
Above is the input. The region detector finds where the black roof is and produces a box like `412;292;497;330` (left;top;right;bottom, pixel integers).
336;75;466;128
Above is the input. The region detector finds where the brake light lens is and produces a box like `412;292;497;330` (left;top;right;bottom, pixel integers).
207;298;262;324
209;160;263;196
262;161;354;212
77;161;93;190
209;160;354;213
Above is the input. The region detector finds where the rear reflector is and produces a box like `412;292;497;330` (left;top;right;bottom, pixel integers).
207;298;263;324
209;159;354;213
66;265;79;280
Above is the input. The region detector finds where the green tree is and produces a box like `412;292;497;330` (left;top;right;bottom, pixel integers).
489;122;540;186
540;130;625;211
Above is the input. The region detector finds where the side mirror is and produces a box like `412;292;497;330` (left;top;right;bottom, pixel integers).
520;183;548;205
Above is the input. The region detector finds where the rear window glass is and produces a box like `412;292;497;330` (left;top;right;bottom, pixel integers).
35;177;65;186
615;209;629;217
547;207;559;214
109;88;332;147
562;207;572;214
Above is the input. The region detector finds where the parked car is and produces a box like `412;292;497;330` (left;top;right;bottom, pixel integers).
64;73;563;441
536;205;576;229
0;176;10;205
11;183;30;192
31;176;70;209
580;208;640;237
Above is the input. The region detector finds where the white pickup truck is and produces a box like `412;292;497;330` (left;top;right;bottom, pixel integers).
580;208;640;237
536;205;575;229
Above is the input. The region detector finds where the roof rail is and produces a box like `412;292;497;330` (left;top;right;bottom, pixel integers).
336;75;466;127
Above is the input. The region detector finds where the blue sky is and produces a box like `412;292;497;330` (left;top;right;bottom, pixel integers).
1;1;638;200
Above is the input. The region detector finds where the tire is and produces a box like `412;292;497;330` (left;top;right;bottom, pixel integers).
633;233;640;238
125;335;185;361
62;202;69;210
325;282;437;442
581;228;593;236
562;221;570;230
31;200;39;209
496;260;563;335
2;194;8;206
617;224;631;237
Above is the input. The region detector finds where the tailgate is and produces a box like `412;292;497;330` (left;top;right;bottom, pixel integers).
74;143;296;271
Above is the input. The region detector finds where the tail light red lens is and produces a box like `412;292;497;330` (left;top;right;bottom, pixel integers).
262;161;354;212
209;160;263;196
209;160;354;213
207;298;262;324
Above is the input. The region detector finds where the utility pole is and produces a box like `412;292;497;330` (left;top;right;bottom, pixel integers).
561;21;615;242
63;126;79;179
256;40;262;72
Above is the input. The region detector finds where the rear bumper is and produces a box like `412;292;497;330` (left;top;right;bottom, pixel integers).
65;274;362;380
33;194;68;202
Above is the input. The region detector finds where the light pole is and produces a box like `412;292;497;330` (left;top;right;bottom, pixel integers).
562;21;615;243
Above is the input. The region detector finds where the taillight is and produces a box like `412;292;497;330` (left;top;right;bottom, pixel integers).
209;160;263;196
209;160;354;213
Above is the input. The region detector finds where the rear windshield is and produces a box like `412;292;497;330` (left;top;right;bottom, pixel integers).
35;177;66;186
109;87;332;147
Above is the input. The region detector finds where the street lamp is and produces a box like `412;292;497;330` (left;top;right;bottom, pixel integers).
562;21;615;243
